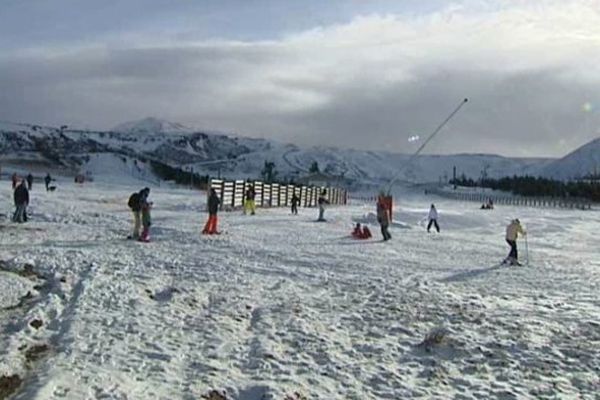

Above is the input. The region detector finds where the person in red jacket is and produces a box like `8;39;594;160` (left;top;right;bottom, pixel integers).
352;223;362;238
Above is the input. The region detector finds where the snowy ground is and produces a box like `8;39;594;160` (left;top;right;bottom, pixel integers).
0;180;599;399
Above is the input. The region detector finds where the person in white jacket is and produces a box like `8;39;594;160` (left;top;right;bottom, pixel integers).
427;204;440;233
505;219;526;265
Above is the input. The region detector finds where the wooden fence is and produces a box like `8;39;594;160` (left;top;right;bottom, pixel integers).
209;179;348;210
429;188;592;210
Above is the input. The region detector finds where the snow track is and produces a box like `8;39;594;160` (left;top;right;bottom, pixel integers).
1;182;599;399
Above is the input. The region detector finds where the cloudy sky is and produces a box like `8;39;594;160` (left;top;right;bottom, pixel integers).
1;0;599;157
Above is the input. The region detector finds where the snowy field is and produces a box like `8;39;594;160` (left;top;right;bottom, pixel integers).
1;180;599;399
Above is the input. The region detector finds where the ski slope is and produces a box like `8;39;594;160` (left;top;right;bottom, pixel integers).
0;181;599;399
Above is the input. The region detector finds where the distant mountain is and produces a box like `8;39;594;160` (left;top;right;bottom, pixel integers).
540;137;600;180
0;118;572;186
112;117;195;135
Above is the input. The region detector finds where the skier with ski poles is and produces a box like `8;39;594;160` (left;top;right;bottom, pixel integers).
504;218;526;266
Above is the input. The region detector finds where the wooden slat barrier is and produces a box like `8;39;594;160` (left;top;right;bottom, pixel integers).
209;179;348;210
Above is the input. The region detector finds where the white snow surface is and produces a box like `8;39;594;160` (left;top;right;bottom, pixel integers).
1;181;599;399
0;271;34;309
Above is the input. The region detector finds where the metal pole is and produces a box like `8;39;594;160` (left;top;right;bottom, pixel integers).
386;98;469;194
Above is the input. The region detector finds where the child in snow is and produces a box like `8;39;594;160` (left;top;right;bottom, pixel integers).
505;219;526;265
139;188;152;242
427;204;440;233
352;223;373;239
352;223;362;238
362;225;372;239
203;188;221;235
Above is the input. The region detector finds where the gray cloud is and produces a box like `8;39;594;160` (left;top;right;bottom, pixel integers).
1;3;600;157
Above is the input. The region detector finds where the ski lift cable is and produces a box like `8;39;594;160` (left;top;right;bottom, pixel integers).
385;98;469;194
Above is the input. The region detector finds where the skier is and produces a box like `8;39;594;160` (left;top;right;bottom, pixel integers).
26;173;34;190
139;188;152;242
203;188;221;235
127;189;143;240
44;173;52;191
317;190;329;222
376;197;392;241
13;181;29;223
244;185;256;215
291;193;300;215
427;204;440;233
505;218;526;266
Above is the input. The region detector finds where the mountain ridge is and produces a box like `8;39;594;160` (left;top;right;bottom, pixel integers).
1;118;596;185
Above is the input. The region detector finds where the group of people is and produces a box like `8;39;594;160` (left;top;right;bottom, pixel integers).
241;184;310;218
8;172;58;223
481;198;494;210
372;199;526;265
12;173;34;190
124;185;527;266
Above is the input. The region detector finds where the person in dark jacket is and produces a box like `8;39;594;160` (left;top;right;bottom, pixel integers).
26;173;34;190
317;190;330;221
44;173;52;191
13;181;29;223
203;188;221;234
127;190;142;240
291;193;300;215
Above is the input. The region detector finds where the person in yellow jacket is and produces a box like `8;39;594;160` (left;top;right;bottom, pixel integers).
244;185;256;215
505;219;526;265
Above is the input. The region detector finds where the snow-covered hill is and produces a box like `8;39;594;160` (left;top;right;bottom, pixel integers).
112;117;195;136
2;118;595;185
539;137;600;180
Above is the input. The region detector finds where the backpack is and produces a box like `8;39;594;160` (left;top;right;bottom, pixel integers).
128;192;140;210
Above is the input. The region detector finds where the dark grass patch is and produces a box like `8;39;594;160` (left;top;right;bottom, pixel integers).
201;390;228;400
25;344;50;364
0;375;22;400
